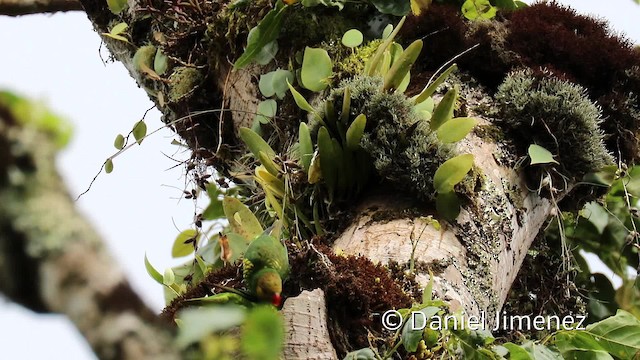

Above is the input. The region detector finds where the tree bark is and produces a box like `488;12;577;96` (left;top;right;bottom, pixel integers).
6;0;617;357
0;104;179;360
70;0;567;356
0;0;82;16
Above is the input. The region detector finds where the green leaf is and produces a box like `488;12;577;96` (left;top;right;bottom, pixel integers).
132;120;147;145
382;24;393;39
366;16;406;76
580;202;609;234
430;87;458;130
528;144;559;165
317;127;337;198
286;79;316;114
298;122;313;172
110;22;128;36
504;341;563;360
301;47;333;92
259;71;277;98
144;254;164;285
436;191;461;221
163;268;175;286
176;306;246;348
493;0;519;10
154;49;169;75
233;1;288;69
581;310;640;358
582;165;618;187
462;0;498;20
433;154;474;193
343;348;376;360
555;331;613;360
383;39;422;92
258;151;282;176
172;229;199;258
414;64;458;104
114;134;125;150
223;196;263;242
133;45;160;80
301;0;345;9
105;158;114;174
436;117;478;143
254;40;279;66
239;126;276;159
341;86;351;124
102;32;130;43
342;29;363;48
271;69;295;99
241;306;284;360
414;96;434;120
346;114;366;150
308;151;322;184
202;184;225;220
402;306;440;352
370;0;411;16
255;99;277;125
106;0;127;14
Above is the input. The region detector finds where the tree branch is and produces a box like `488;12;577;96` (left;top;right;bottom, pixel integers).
0;102;179;359
0;0;82;16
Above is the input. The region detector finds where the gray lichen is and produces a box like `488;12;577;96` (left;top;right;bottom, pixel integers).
495;69;614;177
324;76;454;200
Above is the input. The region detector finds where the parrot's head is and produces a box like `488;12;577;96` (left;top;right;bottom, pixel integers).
255;269;283;307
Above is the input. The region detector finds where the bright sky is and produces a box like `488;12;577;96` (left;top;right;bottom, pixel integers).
0;1;638;358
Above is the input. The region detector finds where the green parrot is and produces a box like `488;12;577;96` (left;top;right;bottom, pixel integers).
243;234;289;307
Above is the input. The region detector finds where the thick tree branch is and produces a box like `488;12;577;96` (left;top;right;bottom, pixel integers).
0;104;179;359
0;0;82;16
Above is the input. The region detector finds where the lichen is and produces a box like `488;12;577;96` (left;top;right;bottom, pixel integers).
456;178;514;318
495;69;613;178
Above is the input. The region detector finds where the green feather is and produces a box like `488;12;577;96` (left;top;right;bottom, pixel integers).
242;235;289;300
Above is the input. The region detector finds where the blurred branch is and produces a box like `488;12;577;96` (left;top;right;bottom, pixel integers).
0;0;82;16
0;96;179;360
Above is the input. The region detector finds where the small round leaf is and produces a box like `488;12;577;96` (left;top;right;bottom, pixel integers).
133;120;147;145
301;47;333;92
114;134;125;150
342;29;364;48
105;158;114;174
172;229;199;258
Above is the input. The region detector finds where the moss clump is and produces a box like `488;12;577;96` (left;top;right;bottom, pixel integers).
326;76;453;200
167;66;204;103
496;69;613;178
334;39;382;79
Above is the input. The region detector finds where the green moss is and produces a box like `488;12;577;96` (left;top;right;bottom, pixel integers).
334;39;383;79
495;69;613;178
167;67;204;103
474;124;505;143
325;76;454;200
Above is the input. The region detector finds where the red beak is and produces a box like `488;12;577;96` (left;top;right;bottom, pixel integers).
272;293;282;307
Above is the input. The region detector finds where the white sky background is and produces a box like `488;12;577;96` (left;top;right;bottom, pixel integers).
0;1;638;358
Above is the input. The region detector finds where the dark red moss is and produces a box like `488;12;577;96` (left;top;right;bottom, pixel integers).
403;2;640;163
161;241;412;357
506;2;639;97
160;265;243;323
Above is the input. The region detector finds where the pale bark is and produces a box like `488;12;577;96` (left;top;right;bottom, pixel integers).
282;289;338;360
0;0;82;16
333;117;557;323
